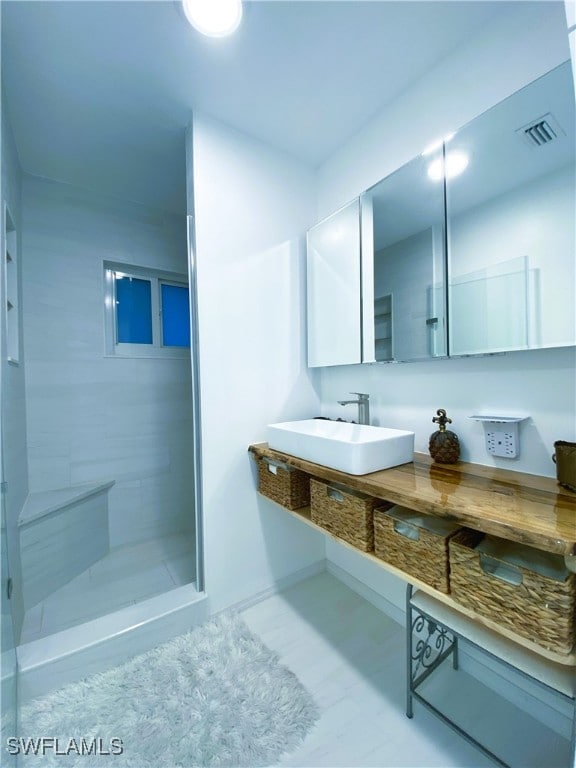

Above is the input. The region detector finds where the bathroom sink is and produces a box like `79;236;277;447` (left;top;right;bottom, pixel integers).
267;419;414;475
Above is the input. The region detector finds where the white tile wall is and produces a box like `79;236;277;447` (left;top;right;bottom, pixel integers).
21;175;195;549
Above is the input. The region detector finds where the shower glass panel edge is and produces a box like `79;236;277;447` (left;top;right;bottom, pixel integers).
186;118;204;594
187;213;204;595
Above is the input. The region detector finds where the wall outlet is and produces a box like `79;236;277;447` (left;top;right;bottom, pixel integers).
486;428;518;458
469;415;528;460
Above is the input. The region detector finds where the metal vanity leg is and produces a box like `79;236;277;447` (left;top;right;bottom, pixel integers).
406;583;414;719
452;635;459;670
406;586;459;722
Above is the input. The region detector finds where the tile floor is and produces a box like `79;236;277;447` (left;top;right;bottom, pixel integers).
20;533;196;644
241;572;572;768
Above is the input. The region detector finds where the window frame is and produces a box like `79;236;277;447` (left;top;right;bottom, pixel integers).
104;261;190;358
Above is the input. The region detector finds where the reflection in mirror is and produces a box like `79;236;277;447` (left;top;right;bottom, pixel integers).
307;199;362;367
447;61;576;355
361;150;447;362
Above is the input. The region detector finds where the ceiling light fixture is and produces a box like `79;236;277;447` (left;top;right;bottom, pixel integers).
427;150;469;181
182;0;243;38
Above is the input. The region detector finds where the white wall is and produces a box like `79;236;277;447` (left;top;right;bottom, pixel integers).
320;346;575;473
1;100;27;636
315;1;575;611
191;114;325;615
21;176;194;548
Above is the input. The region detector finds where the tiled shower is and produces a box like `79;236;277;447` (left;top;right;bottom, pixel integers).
17;174;197;643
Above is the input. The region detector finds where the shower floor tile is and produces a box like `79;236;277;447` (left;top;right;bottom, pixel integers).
20;532;196;645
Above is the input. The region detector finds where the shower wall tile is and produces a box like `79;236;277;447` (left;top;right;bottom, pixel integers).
22;175;194;548
164;551;196;586
20;603;44;645
27;438;71;490
69;442;171;484
110;501;188;548
106;479;143;514
27;459;71;497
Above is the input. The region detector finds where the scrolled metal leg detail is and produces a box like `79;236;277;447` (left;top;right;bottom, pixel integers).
410;609;456;687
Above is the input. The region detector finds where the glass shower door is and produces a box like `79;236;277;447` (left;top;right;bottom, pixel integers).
1;449;18;767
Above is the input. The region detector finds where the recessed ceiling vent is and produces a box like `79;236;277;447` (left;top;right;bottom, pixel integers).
516;112;564;148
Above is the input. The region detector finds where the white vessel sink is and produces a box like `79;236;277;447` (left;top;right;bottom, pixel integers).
267;419;414;475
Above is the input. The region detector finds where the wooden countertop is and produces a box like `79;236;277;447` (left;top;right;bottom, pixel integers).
249;444;576;557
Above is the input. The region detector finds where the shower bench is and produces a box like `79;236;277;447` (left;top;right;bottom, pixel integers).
18;480;114;610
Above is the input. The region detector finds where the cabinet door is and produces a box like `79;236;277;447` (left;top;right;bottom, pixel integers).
306;199;361;367
447;61;576;355
361;151;448;363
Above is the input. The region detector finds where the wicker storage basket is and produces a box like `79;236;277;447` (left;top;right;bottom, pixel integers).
374;505;461;593
449;529;576;654
553;440;576;492
255;455;310;510
310;478;380;551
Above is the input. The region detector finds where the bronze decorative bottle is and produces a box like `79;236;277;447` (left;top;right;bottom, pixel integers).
429;409;460;464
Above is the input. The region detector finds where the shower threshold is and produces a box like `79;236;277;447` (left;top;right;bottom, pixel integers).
21;534;195;644
18;535;206;702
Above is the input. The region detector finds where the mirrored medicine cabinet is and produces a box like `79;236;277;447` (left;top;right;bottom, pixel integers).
360;147;447;363
307;199;362;367
306;60;575;367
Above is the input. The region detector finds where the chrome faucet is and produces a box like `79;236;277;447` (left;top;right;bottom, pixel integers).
337;392;370;425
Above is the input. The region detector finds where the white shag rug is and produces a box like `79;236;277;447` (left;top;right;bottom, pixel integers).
19;614;318;767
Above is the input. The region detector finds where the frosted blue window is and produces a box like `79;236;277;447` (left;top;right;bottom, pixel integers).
105;263;189;356
116;276;153;344
161;283;190;347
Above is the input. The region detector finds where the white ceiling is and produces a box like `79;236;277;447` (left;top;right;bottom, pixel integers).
2;0;541;213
